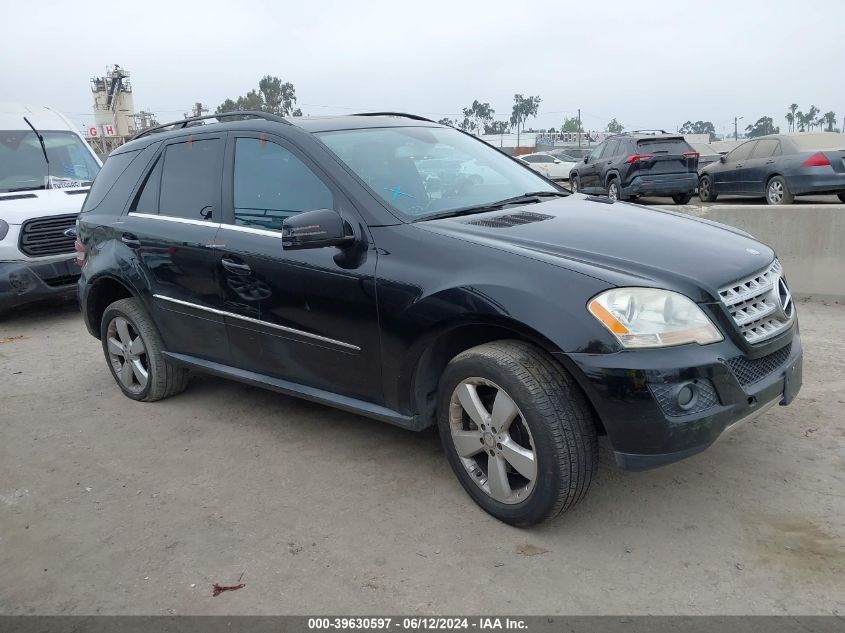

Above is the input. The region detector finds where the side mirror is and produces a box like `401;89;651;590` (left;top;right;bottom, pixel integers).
719;155;727;163
282;208;354;250
583;157;589;163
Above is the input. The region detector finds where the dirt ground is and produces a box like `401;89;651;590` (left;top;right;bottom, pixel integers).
1;299;843;615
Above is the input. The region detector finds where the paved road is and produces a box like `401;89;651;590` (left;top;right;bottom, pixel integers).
1;302;844;615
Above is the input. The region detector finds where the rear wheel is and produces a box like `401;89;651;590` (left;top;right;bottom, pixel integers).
838;193;845;203
672;192;693;204
766;176;794;205
607;178;622;202
100;298;190;402
437;340;598;526
698;175;717;202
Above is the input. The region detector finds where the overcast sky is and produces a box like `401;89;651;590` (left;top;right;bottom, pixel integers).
3;0;843;137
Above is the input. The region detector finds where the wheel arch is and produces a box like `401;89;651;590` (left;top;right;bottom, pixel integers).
84;275;139;339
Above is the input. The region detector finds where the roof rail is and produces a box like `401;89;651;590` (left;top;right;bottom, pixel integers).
132;110;290;140
350;112;437;123
630;129;670;135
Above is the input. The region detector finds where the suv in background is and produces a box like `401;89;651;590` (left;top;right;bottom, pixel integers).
1;103;102;312
77;112;802;526
569;132;699;203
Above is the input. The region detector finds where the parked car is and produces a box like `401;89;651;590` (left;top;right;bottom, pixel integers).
77;111;802;526
550;147;591;160
699;133;845;205
569;132;699;203
517;152;575;180
0;102;102;313
690;143;722;169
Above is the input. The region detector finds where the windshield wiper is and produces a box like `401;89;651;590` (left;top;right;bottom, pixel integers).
414;190;567;222
7;185;48;192
23;117;51;188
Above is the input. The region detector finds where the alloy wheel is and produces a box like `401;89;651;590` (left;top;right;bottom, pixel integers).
608;182;618;202
571;178;578;193
448;377;536;505
768;180;784;204
106;316;149;394
699;177;710;199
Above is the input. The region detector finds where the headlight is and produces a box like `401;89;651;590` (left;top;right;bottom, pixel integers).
588;288;723;349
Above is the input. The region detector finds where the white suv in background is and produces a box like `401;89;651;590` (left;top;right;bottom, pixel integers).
0;103;102;313
517;152;576;181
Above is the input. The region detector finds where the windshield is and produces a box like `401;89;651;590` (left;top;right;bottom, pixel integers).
316;126;557;219
0;130;101;192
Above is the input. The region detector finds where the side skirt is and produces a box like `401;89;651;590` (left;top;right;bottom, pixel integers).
163;351;426;432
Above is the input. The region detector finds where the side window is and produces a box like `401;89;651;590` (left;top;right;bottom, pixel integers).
133;156;163;214
728;142;755;162
588;143;605;162
751;139;780;158
233;137;333;231
158;138;223;220
539;155;555;163
604;140;620;158
81;150;139;213
522;155;539;163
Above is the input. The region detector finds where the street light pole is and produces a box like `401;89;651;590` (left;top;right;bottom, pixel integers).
734;116;744;141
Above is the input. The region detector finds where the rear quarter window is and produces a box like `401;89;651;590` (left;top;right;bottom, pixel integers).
636;138;693;154
81;149;140;213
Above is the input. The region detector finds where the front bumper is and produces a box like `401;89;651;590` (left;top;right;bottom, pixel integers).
562;330;803;471
0;257;80;311
623;172;697;197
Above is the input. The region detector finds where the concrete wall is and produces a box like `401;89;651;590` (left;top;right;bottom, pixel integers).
676;205;845;300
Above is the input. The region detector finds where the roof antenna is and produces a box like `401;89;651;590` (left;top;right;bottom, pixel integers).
24;116;51;188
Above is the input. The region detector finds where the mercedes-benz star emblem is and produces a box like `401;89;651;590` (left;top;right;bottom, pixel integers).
772;275;793;320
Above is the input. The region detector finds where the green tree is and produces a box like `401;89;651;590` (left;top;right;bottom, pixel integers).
509;94;542;144
745;116;779;138
823;111;837;132
560;116;584;133
606;118;624;134
461;100;495;136
806;105;820;131
788;103;799;132
796;111;806;132
437;117;456;127
484;120;510;134
785;111;794;133
678;120;716;141
217;75;303;117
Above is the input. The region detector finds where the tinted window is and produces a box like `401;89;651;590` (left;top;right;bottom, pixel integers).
751;139;780;158
604;140;621;157
522;155;540;163
158;138;222;220
81;150;138;212
233;138;333;231
636;138;693;154
537;155;556;163
588;143;606;161
133;156;163;214
728;141;756;161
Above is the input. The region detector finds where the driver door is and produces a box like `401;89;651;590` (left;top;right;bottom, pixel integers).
215;132;383;403
579;142;605;192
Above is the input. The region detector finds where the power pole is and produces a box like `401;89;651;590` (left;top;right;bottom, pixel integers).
577;108;581;149
734;116;743;141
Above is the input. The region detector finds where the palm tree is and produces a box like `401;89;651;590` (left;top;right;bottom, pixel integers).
823;111;837;132
806;105;820;131
785;111;794;132
789;103;799;131
796;111;806;132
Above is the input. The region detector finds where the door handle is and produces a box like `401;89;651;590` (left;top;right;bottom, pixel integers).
221;257;252;275
121;233;141;248
735;163;743;168
765;159;775;164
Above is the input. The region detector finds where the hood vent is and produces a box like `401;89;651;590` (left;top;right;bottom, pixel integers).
0;193;38;201
464;211;554;229
64;189;90;196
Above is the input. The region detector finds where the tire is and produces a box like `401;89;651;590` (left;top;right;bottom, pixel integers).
838;193;845;203
100;297;190;402
672;192;693;204
607;178;624;202
766;175;794;205
437;340;598;526
698;175;717;202
570;174;580;194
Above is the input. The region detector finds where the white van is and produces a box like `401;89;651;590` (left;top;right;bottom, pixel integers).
0;103;102;312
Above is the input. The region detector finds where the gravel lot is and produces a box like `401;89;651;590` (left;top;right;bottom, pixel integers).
1;300;844;615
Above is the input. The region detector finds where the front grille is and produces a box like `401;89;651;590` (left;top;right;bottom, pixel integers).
727;342;792;386
18;214;78;257
719;260;794;344
465;211;553;228
649;380;719;417
43;273;81;288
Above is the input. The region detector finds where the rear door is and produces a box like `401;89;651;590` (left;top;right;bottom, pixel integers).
122;133;230;363
597;140;621;189
214;132;383;403
743;139;781;194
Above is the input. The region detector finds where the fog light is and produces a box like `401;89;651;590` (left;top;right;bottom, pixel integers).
676;382;699;411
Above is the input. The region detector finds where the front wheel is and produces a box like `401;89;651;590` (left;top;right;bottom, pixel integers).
766;176;794;205
698;175;717;202
837;193;845;203
100;298;190;402
437;341;598;526
570;175;580;194
672;192;693;204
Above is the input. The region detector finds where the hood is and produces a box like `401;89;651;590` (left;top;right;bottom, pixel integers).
0;188;89;224
415;195;775;302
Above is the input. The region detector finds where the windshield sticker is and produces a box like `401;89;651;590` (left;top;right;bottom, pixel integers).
385;185;415;202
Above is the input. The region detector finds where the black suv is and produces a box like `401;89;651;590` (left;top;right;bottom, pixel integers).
77;112;802;526
570;132;699;203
